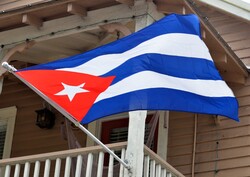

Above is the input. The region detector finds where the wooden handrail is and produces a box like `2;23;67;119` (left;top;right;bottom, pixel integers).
1;141;185;177
144;145;185;177
0;142;127;166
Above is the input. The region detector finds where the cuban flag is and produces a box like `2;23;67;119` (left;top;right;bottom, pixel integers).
15;14;239;124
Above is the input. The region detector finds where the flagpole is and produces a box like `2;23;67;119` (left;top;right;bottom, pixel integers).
2;62;130;171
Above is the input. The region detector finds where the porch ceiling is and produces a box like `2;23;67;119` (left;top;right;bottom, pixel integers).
9;26;132;64
0;0;249;85
0;0;119;31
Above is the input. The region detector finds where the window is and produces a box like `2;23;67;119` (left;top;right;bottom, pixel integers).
101;115;158;151
0;106;17;159
100;115;158;165
0;121;7;159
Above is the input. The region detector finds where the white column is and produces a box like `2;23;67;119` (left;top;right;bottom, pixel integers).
124;5;149;176
125;110;147;177
124;2;164;176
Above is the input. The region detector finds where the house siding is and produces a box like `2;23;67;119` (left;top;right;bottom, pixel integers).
167;79;250;177
0;76;69;158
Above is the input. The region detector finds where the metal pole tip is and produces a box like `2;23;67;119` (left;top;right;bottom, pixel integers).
2;62;8;68
1;62;17;72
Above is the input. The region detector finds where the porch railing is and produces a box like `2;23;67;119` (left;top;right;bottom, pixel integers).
0;142;184;177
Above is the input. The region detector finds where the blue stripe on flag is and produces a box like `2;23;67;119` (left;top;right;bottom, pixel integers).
102;54;222;84
81;88;238;124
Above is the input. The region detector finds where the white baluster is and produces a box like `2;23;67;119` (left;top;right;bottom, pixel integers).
119;148;126;177
150;160;156;177
144;155;150;177
155;165;161;177
86;153;93;177
44;159;51;177
4;165;11;177
161;169;166;177
166;172;172;177
54;158;61;177
23;162;30;177
108;152;114;177
64;157;72;177
14;164;20;177
97;152;104;177
33;161;40;177
75;155;83;177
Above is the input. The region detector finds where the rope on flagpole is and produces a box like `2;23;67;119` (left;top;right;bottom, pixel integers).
1;62;131;171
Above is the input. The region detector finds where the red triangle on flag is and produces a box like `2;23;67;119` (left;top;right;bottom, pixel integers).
16;70;115;122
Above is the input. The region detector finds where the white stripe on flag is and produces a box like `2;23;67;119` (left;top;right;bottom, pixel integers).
58;33;212;76
94;71;234;103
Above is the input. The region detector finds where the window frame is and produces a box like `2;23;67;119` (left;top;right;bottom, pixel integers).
0;106;17;159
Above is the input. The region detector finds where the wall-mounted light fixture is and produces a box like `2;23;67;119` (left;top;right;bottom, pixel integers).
35;108;55;129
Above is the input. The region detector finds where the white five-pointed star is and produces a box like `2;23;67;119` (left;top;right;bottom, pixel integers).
55;82;89;101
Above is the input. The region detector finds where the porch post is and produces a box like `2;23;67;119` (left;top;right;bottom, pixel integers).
125;110;147;177
124;1;159;176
